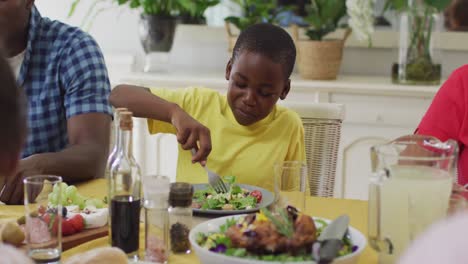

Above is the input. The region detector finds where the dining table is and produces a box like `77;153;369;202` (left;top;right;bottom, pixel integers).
0;179;378;263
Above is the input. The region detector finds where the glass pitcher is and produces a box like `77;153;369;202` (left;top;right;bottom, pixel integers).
368;135;458;264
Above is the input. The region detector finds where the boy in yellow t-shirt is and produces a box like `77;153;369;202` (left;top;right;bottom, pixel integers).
110;23;305;191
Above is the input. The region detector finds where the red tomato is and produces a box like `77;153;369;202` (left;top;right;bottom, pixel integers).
62;220;76;236
250;190;262;203
42;214;61;235
68;214;85;232
42;213;50;224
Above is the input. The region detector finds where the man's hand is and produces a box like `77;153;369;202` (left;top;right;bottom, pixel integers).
170;105;212;165
0;156;42;204
0;113;110;205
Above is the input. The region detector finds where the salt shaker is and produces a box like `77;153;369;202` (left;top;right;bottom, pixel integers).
168;182;193;254
144;175;170;263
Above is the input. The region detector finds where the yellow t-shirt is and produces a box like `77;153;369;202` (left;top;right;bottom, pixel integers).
147;87;305;192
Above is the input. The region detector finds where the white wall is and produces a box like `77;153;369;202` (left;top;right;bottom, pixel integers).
36;0;142;54
35;0;240;55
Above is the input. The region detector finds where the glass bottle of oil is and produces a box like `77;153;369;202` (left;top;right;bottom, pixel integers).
109;111;142;261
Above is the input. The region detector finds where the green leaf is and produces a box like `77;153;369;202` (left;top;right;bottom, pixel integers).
223;175;236;185
303;0;347;40
193;188;211;200
392;0;409;11
226;248;247;257
225;16;242;29
215;235;232;247
129;0;140;9
67;0;82;18
224;0;290;31
230;196;252;209
219;217;237;233
230;185;242;195
262;208;294;238
424;0;451;11
196;232;207;244
205;197;223;209
320;0;346;24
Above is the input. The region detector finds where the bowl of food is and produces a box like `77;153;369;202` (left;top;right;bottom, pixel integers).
189;207;366;264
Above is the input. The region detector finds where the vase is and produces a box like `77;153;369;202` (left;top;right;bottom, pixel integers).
139;15;177;72
392;1;442;85
292;26;351;80
178;15;206;25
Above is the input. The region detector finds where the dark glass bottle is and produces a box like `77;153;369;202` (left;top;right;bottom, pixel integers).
109;111;142;261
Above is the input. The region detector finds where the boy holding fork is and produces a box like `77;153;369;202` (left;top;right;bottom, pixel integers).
110;23;305;191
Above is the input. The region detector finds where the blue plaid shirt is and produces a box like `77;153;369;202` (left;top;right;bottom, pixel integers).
18;6;113;158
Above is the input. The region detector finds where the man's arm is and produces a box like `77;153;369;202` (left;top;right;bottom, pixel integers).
0;113;110;204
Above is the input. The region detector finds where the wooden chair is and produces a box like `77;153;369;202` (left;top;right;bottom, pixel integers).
281;101;345;197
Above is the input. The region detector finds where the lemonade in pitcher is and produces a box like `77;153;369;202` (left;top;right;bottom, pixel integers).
368;135;457;264
369;166;452;262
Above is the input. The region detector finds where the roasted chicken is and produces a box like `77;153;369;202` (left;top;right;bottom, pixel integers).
226;210;317;254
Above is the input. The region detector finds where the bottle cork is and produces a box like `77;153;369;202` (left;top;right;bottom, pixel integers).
115;107;128;113
113;107;128;122
119;111;133;130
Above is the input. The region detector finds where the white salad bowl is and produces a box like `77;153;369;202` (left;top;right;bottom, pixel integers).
189;214;366;264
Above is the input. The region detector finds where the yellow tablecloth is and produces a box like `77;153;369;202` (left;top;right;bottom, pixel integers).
0;179;377;263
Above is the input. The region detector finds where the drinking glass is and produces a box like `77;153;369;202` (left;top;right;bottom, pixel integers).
24;175;63;264
274;161;308;212
369;135;457;264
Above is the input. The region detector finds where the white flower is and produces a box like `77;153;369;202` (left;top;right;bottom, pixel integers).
346;0;375;46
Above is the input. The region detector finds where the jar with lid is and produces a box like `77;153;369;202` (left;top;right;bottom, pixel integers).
144;175;170;263
168;182;193;254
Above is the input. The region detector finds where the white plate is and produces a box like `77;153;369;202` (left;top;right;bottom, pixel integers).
189;214;367;264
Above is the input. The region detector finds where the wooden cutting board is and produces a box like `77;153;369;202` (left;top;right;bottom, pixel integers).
62;226;108;251
20;226;108;251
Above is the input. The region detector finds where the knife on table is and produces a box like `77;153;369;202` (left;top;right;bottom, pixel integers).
313;214;350;264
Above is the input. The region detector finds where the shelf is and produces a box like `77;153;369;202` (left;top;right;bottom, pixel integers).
118;69;441;98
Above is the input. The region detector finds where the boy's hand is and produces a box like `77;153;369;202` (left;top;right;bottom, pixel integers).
170;106;212;165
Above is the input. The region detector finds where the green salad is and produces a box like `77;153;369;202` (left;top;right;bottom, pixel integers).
192;176;262;210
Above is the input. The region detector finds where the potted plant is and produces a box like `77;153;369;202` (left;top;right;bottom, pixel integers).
69;0;221;52
386;0;451;85
292;0;374;80
69;0;184;53
223;0;289;52
177;0;220;24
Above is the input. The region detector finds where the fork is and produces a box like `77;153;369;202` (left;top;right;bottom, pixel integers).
191;148;229;193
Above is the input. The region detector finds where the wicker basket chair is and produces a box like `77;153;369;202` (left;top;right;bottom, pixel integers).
280;101;345;197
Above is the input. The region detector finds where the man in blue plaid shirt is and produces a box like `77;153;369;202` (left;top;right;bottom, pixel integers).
0;1;113;204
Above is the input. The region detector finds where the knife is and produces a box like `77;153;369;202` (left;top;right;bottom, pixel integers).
313;215;350;264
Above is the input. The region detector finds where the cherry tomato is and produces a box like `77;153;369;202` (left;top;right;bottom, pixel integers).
250;190;262;203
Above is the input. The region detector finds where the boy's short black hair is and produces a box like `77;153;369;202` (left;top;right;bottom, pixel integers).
0;52;27;155
232;23;296;79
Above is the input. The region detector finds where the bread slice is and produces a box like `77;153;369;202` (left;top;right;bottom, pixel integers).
64;247;128;264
